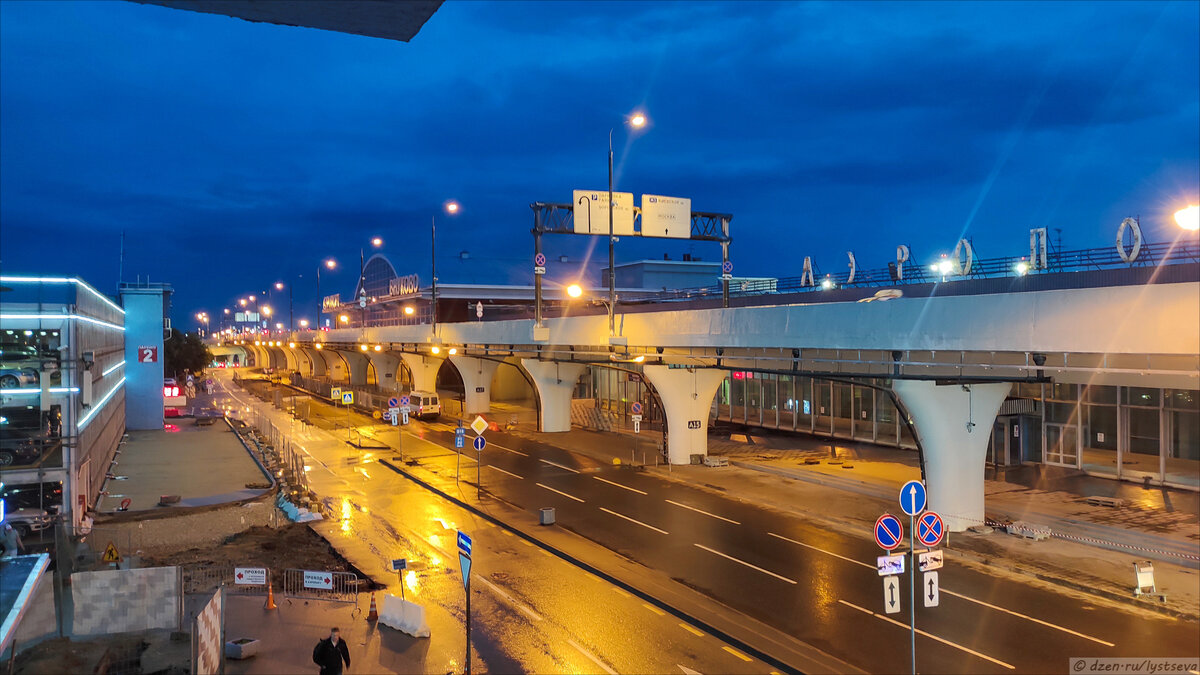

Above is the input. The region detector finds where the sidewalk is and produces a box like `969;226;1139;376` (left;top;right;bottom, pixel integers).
500;422;1200;619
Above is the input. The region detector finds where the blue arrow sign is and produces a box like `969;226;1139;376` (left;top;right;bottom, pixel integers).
457;531;472;556
473;435;486;452
874;514;904;550
917;511;945;547
900;480;927;517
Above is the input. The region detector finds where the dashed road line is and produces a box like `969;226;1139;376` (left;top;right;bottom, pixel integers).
540;458;580;473
536;482;585;503
473;575;544;622
642;603;666;616
769;532;1113;646
838;600;1014;670
678;622;704;637
600;507;669;534
722;646;752;662
487;465;523;479
693;544;796;584
567;639;618;675
613;587;632;598
495;444;528;457
594;475;647;495
665;499;740;525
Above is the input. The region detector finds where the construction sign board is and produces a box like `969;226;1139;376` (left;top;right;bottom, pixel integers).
102;541;122;563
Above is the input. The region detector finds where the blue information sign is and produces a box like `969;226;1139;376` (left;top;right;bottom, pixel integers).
391;558;407;571
454;434;464;449
874;514;904;551
457;531;472;557
473;436;486;451
900;480;927;517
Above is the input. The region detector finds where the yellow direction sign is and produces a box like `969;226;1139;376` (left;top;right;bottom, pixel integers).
102;541;122;563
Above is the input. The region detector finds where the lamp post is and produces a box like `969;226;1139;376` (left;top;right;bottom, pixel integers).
316;259;336;330
607;112;647;339
433;201;460;338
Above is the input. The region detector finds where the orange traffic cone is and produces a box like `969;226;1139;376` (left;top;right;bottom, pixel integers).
366;592;379;622
264;583;278;610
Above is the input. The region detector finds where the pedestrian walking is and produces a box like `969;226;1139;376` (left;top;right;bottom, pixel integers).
1;523;24;558
312;626;351;675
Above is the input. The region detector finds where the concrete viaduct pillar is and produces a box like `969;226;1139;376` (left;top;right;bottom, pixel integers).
399;353;444;392
292;347;314;376
450;356;500;415
367;351;403;391
892;381;1010;532
302;347;327;376
521;359;586;433
336;349;370;385
317;349;347;381
642;365;727;465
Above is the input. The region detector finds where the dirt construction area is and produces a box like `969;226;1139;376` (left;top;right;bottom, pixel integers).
12;524;381;675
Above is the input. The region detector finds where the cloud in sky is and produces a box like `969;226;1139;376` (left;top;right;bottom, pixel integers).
1;0;1196;323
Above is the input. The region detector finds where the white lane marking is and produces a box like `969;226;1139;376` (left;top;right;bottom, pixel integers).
494;443;528;457
769;532;1114;646
487;465;524;480
473;575;544;622
540;458;580;473
593;475;647;495
693;544;796;584
599;507;669;535
678;665;703;674
767;532;869;568
940;589;1115;647
838;600;1014;670
567;639;618;675
536;482;585;503
665;499;740;525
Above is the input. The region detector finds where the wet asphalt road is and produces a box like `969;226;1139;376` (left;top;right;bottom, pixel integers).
239;380;1200;673
223;378;779;674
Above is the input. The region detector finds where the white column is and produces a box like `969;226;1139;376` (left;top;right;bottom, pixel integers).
367;351;402;390
641;365;727;465
302;348;327;376
450;356;500;415
399;352;444;392
336;350;369;385
892;380;1011;532
521;359;586;432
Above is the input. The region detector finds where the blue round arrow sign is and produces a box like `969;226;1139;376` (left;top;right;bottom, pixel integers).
900;479;927;517
473;435;486;451
917;511;945;547
874;514;903;551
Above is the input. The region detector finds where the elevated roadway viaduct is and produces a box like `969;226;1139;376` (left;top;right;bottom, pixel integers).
214;272;1198;530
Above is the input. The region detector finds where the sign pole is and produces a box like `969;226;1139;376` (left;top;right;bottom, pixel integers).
909;513;916;675
465;573;472;675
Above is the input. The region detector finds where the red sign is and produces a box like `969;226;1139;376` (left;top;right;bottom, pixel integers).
138;346;158;363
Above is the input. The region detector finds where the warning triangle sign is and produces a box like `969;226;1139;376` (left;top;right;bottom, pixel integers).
102;541;122;563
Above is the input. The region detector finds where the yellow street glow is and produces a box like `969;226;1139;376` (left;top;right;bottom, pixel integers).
448;347;457;355
566;283;583;298
325;259;337;269
315;343;323;350
339;314;349;323
373;345;383;352
359;344;368;351
630;112;647;127
404;306;414;315
372;237;383;247
1177;205;1199;231
288;342;296;348
431;346;440;355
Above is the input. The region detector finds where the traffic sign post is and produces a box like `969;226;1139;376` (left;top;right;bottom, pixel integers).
473;435;486;487
392;558;408;602
923;571;940;607
457;531;473;675
872;479;938;675
917;511;945;548
883;575;901;614
898;480;926;675
874;514;903;551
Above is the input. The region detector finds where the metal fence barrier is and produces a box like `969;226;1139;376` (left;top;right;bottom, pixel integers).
282;569;361;614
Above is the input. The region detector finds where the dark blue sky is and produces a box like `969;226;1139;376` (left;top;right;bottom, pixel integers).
2;0;1197;328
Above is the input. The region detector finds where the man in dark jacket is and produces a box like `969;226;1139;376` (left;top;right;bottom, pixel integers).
312;627;351;675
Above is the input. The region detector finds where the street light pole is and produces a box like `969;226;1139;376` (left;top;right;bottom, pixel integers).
431;214;438;338
608;128;616;338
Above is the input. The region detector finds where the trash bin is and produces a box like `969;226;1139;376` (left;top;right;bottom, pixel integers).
539;507;556;525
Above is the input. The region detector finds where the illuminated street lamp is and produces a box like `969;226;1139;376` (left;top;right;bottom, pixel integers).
606;110;649;340
317;258;337;329
339;314;349;324
372;237;383;247
566;283;583;298
432;200;460;338
299;319;310;328
1177;205;1199;231
403;305;415;316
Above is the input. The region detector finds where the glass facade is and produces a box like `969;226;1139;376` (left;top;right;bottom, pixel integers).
583;363;1198;490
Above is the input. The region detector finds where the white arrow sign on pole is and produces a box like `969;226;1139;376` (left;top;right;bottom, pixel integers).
884;574;901;614
923;571;940;607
